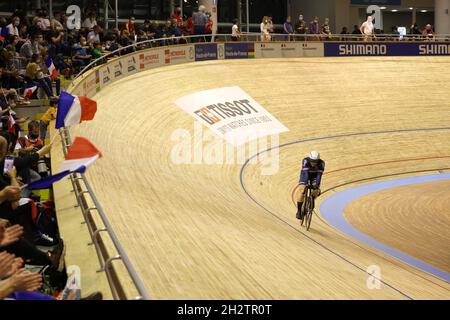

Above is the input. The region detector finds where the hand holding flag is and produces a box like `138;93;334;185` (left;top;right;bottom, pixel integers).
26;137;102;190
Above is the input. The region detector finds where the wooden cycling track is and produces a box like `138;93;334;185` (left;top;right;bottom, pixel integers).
61;56;450;299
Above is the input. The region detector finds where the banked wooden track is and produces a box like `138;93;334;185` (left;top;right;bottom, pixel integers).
59;56;450;299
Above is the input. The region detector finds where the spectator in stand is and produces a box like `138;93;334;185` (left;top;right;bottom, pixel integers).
340;26;349;41
321;17;332;40
51;12;65;31
171;7;184;29
87;25;102;46
352;24;362;40
19;25;29;42
118;30;134;53
185;13;195;37
20;32;44;62
6;16;23;43
360;16;375;41
91;41;107;60
410;23;422;40
39;98;57;142
283;16;294;41
25;53;54;99
193;5;207;42
40;51;61;96
205;12;214;40
260;16;271;42
0;18;8;39
16;120;43;152
72;36;92;70
122;17;136;39
391;26;400;41
82;12;97;32
295;14;307;40
34;9;51;31
422;24;435;41
309;16;320;41
231;19;241;41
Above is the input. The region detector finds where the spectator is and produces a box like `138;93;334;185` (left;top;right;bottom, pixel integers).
171;7;184;29
39;98;57;142
19;25;29;41
72;36;92;70
231;19;241;41
91;42;106;60
35;9;51;31
410;23;421;38
193;5;207;42
309;16;320;40
51;12;65;31
260;16;271;42
391;26;400;40
6;16;20;38
321;17;332;40
16;120;43;152
294;14;307;40
25;53;54;99
360;16;375;41
340;26;349;41
205;12;213;38
87;25;102;46
352;24;362;40
82;12;97;31
422;24;435;41
20;32;44;62
283;16;294;41
122;17;136;38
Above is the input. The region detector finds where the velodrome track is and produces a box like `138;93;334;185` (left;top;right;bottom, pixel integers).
66;56;450;299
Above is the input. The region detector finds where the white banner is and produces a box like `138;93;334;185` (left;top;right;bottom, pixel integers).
300;42;324;57
280;42;302;57
254;42;282;58
110;59;125;80
164;46;195;65
99;64;112;87
82;72;97;98
175;86;289;146
138;49;165;70
124;54;138;76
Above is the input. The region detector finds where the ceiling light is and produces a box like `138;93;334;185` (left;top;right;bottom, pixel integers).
421;10;428;13
391;9;398;12
380;7;386;9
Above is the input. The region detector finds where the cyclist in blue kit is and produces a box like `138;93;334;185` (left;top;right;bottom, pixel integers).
296;151;325;220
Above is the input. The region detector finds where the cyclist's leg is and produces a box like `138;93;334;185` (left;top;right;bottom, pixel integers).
296;184;306;219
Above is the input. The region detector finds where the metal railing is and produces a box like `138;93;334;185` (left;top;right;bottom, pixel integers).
57;126;150;300
62;32;450;300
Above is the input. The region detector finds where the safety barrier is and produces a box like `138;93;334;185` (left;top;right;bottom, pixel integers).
59;33;450;299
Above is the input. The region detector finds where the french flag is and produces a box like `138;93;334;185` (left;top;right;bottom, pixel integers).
45;57;58;81
55;92;97;129
24;83;38;98
7;113;15;135
27;137;102;189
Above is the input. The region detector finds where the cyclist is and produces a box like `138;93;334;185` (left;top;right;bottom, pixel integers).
296;151;325;220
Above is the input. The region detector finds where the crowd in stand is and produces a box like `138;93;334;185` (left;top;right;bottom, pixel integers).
261;14;439;42
0;7;108;300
